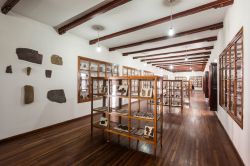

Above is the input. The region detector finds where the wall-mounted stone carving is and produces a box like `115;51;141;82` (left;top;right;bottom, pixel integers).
26;67;31;76
45;70;52;78
51;55;63;65
16;48;43;64
47;89;66;103
24;85;34;104
6;65;12;73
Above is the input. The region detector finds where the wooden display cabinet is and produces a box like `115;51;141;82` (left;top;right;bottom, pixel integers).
190;76;203;88
219;28;244;128
175;76;187;81
163;80;183;110
77;56;119;103
90;76;163;155
182;80;190;104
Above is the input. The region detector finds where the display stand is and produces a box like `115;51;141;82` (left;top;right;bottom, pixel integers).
163;80;183;111
182;80;190;104
91;76;163;156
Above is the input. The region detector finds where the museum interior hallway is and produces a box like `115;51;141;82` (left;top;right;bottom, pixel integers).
0;91;243;166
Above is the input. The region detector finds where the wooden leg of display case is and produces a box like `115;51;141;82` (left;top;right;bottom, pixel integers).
154;145;157;157
136;140;139;150
118;117;121;144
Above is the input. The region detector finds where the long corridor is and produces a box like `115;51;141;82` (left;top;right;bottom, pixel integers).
0;91;244;166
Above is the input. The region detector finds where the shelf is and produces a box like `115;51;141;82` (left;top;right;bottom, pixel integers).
93;106;109;113
107;95;161;100
106;128;159;145
93;122;107;129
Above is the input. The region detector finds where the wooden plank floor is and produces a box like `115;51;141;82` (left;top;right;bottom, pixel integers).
0;91;244;166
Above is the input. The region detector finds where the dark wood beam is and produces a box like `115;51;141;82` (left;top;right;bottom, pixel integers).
58;0;131;35
141;51;211;62
1;0;20;14
157;62;207;67
89;0;233;45
133;46;213;59
148;56;209;64
123;36;217;56
162;64;206;72
153;59;208;66
148;57;209;65
109;22;223;51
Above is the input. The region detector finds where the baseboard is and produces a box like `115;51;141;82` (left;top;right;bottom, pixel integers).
0;101;140;144
0;113;99;144
214;113;245;165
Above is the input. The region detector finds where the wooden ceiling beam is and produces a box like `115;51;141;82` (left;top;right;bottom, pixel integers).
141;51;210;62
109;22;223;51
152;59;208;66
157;62;207;67
133;46;213;59
123;36;217;56
57;0;131;35
148;56;209;64
1;0;21;14
89;0;233;45
163;64;206;71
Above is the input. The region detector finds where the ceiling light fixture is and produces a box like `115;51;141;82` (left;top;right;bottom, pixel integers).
96;30;102;53
168;0;175;37
169;65;174;70
92;25;105;53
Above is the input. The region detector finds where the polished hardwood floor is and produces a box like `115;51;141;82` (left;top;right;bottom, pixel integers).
0;91;244;166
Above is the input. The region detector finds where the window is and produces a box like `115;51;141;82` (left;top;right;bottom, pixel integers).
219;28;243;128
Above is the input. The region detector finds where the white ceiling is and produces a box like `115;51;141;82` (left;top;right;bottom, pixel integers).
2;0;229;71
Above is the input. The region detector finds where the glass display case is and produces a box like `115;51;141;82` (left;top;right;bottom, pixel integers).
190;76;202;88
91;76;163;156
78;56;119;103
219;28;243;128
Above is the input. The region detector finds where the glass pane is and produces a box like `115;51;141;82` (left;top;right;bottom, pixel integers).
99;64;106;77
235;36;243;120
80;60;89;71
229;47;235;114
90;62;98;77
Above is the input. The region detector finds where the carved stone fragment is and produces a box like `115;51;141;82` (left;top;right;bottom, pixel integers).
47;89;66;103
16;48;43;64
51;55;63;65
24;85;34;104
45;70;52;78
26;67;31;76
6;65;12;73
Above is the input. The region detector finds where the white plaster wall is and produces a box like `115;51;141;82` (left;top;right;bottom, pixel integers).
0;13;171;140
205;0;250;165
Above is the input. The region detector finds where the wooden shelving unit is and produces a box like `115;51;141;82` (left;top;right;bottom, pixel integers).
163;80;183;110
219;28;244;128
182;80;190;104
190;76;203;88
90;76;163;155
77;56;119;103
175;76;187;81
